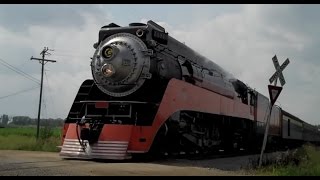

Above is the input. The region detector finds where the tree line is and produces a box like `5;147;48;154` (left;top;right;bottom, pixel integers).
0;114;64;127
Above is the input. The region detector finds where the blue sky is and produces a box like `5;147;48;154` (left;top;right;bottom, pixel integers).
0;4;319;125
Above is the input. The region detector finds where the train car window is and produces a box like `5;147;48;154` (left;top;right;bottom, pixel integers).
288;119;290;136
250;93;255;106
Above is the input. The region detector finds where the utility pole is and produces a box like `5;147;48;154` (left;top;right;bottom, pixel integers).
31;47;56;140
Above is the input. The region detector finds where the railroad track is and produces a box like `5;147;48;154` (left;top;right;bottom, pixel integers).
130;145;302;163
130;148;259;163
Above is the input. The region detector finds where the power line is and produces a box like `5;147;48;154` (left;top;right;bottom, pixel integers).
42;89;48;120
53;53;89;58
0;58;40;83
0;58;40;85
0;58;39;80
0;86;39;100
52;49;92;58
52;48;88;54
44;70;57;118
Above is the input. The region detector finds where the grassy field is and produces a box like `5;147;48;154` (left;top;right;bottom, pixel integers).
0;126;61;152
252;144;320;176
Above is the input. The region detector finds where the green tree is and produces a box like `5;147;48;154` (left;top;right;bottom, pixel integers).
1;114;9;125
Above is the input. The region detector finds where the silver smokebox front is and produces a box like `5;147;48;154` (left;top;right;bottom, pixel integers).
91;33;151;97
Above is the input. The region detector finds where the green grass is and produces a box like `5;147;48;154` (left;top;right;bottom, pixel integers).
0;126;62;152
254;145;320;176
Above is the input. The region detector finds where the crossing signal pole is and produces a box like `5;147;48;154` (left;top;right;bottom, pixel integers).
258;55;290;167
30;47;57;140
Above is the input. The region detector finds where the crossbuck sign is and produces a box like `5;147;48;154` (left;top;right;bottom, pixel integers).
269;55;290;86
259;54;290;167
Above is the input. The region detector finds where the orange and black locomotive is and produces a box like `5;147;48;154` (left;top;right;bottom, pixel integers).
59;20;320;160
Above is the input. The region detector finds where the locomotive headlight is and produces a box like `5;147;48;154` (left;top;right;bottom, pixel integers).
102;46;114;59
101;63;115;77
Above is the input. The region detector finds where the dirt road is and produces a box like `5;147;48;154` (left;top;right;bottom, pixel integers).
0;150;256;176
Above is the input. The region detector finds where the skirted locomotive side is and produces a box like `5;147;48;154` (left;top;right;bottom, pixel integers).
59;20;320;160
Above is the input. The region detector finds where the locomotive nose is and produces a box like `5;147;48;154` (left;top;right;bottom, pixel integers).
91;33;151;97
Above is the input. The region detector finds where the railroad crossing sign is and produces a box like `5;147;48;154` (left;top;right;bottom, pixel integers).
268;55;289;105
269;55;290;86
268;85;282;106
260;55;290;167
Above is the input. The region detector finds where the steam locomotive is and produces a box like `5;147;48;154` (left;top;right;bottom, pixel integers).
59;20;320;160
